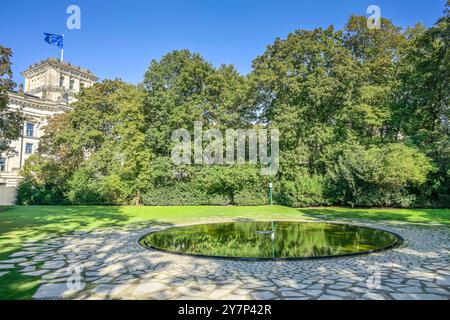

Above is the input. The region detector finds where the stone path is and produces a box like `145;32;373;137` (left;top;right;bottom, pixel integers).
0;219;449;300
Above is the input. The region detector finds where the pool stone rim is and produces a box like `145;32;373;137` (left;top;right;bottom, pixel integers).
137;220;405;261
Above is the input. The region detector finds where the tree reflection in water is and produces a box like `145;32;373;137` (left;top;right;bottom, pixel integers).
140;221;400;259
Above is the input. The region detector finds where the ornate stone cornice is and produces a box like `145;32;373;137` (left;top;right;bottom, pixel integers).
8;91;73;112
21;57;98;82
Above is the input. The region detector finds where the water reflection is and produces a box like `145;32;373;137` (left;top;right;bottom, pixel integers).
140;221;400;259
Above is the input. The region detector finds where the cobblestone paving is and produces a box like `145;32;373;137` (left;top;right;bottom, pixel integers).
0;219;449;300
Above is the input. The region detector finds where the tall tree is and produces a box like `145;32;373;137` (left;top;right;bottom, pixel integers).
143;50;215;157
143;50;253;157
19;80;152;204
396;2;450;204
343;16;409;143
0;46;23;154
250;26;358;172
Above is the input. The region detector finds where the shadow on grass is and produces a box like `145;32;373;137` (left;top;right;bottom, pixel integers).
0;210;175;300
0;270;41;300
0;205;131;299
0;204;448;299
0;206;136;260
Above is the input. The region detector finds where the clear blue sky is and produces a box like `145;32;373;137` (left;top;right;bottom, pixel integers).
0;0;446;86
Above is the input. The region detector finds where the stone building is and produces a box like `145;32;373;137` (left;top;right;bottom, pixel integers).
0;58;98;205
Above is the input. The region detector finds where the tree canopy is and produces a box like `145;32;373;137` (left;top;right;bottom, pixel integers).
16;4;450;208
0;46;23;154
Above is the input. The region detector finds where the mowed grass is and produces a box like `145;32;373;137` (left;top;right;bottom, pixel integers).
0;205;449;299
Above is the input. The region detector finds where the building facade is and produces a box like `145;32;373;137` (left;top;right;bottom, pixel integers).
0;58;98;205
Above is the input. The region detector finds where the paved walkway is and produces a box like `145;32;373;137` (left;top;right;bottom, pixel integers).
0;218;449;300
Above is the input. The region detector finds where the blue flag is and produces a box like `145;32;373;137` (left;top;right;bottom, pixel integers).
44;33;63;49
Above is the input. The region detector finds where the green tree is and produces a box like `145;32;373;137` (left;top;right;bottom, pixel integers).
0;45;23;154
343;16;409;143
17;4;449;208
143;50;253;157
395;2;450;206
250;26;358;174
19;80;152;204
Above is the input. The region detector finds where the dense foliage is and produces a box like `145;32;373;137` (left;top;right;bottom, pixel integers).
16;4;449;208
0;46;23;154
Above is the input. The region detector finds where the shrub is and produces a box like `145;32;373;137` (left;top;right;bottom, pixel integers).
142;184;230;206
66;168;128;205
328;143;433;207
16;155;68;205
277;174;330;207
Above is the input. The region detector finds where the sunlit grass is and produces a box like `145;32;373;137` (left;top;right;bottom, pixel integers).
0;205;448;299
0;270;41;300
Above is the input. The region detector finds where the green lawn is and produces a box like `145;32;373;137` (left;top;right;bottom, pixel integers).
0;205;449;299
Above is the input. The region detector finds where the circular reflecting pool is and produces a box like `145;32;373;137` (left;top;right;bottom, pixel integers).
139;221;402;260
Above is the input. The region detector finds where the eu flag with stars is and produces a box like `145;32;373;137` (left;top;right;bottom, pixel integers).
44;33;63;49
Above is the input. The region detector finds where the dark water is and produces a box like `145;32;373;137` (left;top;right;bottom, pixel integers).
139;221;401;259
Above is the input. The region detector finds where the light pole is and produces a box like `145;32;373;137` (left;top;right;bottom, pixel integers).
268;152;273;205
271;221;275;258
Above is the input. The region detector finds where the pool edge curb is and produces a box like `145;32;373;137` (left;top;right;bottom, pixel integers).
134;220;406;262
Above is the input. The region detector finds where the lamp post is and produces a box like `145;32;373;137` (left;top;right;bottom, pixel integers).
268;153;273;205
271;221;275;258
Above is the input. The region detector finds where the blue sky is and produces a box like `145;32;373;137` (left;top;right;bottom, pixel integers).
0;0;446;85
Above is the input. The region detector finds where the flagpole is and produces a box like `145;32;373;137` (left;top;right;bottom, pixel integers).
61;34;64;61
